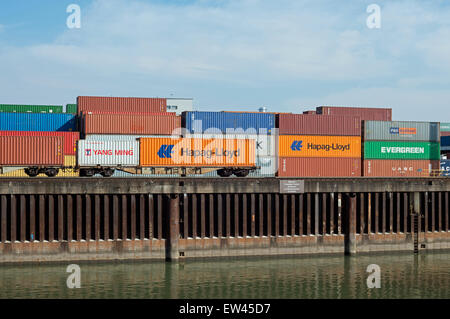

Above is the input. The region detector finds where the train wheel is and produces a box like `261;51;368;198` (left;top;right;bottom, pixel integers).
233;169;250;177
101;168;115;177
25;167;39;177
80;169;95;177
218;169;233;177
45;168;59;177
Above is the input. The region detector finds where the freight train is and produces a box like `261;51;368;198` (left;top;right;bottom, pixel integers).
0;98;449;178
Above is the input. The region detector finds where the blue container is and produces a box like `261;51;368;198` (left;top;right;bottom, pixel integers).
441;136;450;148
183;111;275;134
441;160;450;176
0;113;77;131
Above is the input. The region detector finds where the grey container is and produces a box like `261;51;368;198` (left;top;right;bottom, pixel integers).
363;121;440;142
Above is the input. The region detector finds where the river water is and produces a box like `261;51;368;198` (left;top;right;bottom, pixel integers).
1;252;449;299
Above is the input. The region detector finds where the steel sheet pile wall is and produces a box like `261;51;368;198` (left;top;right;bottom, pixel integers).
77;96;167;115
0;113;77;132
363;120;441;177
183;111;276;177
277;114;362;177
0;136;64;166
316;106;392;121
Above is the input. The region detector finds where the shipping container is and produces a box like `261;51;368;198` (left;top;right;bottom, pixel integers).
363;160;440;177
302;111;316;114
0;136;64;166
441;160;450;176
0;131;79;155
364;141;440;160
441;136;450;148
183;111;276;135
0;104;63;113
441;132;450;137
363;121;440;142
66;104;77;114
277;157;361;177
77;140;139;167
82;113;181;135
77;96;167;115
84;135;180;141
277;114;361;136
316;106;392;121
82;111;176;116
441;123;450;132
140;137;255;167
278;135;361;158
0;113;77;132
186;134;275;157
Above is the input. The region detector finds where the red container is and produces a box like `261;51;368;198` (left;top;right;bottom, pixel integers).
441;132;450;137
316;106;392;121
363;160;440;177
0;136;64;166
82;111;176;116
0;131;79;155
277;114;361;136
82;113;181;135
303;110;316;114
77;96;167;115
277;157;361;177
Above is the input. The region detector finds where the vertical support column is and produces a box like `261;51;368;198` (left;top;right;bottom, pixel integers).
306;194;311;236
438;192;442;232
424;192;429;233
48;195;54;242
167;195;180;262
104;195;110;240
345;193;357;255
1;195;6;243
251;194;256;237
431;192;435;233
267;194;272;237
382;193;386;234
329;193;334;235
183;194;189;239
85;195;91;241
20;195;26;242
337;193;342;235
275;194;280;237
291;195;296;236
445;192;449;232
30;195;36;242
322;193;327;235
359;193;365;235
157;195;162;240
367;193;371;234
226;194;231;238
234;194;239;237
39;195;45;242
113;195;119;241
243;194;248;238
389;193;393;233
209;194;214;238
67;195;73;242
218;194;223;238
258;194;263;237
200;194;206;238
130;195;136;240
403;193;408;233
11;195;16;243
95;195;101;241
58;195;64;241
148;194;154;239
315;193;319;236
375;193;379;233
121;195;127;240
139;195;145;240
192;194;197;239
282;194;287;236
396;193;401;234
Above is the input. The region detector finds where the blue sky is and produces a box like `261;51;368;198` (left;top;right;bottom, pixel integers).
0;0;449;120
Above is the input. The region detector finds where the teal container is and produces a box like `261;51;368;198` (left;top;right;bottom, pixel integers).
66;104;77;114
0;104;63;113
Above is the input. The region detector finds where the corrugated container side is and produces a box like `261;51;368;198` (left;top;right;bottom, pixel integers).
277;114;361;136
316;106;392;121
66;104;77;114
78;140;139;167
441;160;450;176
0;131;79;155
302;111;317;114
363;160;440;177
441;123;450;132
364;141;440;160
278;135;361;158
0;113;77;131
82;111;176;116
85;135;181;141
82;113;181;135
363;121;440;142
0;104;63;113
441;136;450;147
77;96;167;115
441;132;450;137
0;136;64;166
185;134;275;157
183;111;276;134
277;157;361;177
140;137;255;167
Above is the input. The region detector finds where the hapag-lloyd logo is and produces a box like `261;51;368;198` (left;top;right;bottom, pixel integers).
290;141;350;152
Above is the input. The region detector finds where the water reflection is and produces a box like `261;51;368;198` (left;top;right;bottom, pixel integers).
1;252;449;299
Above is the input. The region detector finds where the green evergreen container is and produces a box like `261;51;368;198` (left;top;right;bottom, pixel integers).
66;104;77;114
364;141;440;160
441;123;450;132
0;104;63;113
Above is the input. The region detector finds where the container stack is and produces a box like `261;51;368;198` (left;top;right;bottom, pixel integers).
182;111;276;177
363;121;441;177
440;123;450;160
276;114;362;177
0;105;79;177
316;106;392;121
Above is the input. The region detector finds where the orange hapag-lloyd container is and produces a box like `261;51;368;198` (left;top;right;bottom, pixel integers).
139;137;256;167
278;135;361;158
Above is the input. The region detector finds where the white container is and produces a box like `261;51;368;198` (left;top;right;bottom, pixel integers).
185;134;276;157
78;140;139;167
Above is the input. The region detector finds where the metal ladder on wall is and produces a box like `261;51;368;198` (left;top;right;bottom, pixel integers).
413;214;419;253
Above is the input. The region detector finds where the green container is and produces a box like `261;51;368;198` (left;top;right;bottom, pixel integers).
441;123;450;132
66;104;77;114
0;104;63;113
364;141;440;160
